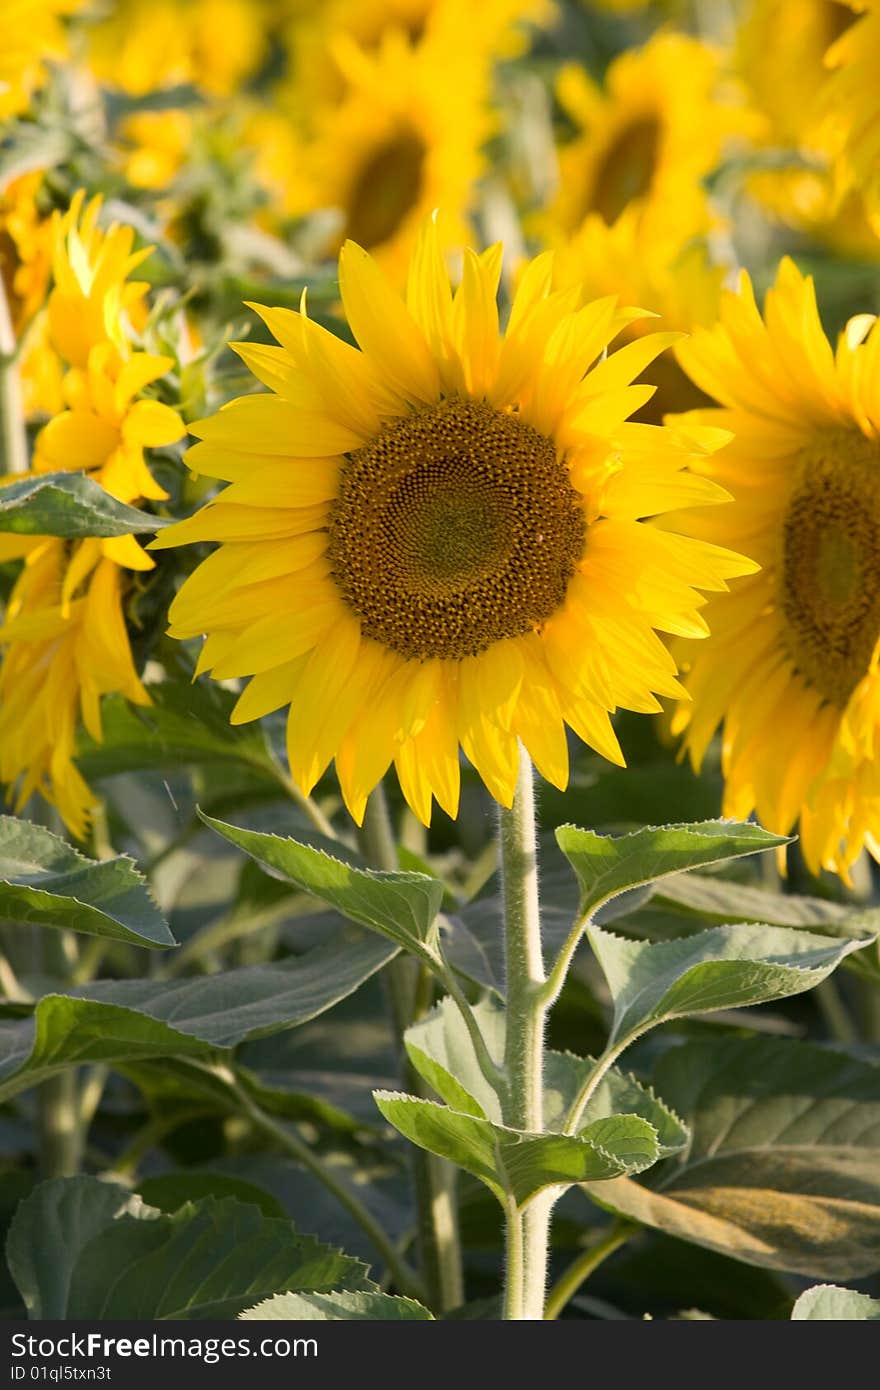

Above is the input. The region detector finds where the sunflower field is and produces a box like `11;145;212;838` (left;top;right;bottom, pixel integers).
1;0;880;1333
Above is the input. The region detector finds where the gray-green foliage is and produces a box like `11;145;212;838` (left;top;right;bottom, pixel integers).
0;816;174;948
583;1036;880;1278
0;930;395;1103
0;473;170;537
791;1286;880;1320
587;921;873;1046
200;812;443;958
555;820;790;920
6;1178;370;1319
240;1290;433;1320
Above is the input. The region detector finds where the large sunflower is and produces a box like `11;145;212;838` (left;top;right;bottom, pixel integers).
154;218;753;824
548;32;745;246
670;257;880;878
248;24;493;280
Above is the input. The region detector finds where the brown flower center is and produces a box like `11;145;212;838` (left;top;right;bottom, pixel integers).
781;430;880;705
328;398;586;660
588;117;661;225
344;128;426;250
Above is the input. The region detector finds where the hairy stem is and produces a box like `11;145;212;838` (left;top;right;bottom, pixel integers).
220;1067;425;1302
499;744;551;1320
544;1222;633;1320
563;1038;633;1136
359;782;464;1314
502;1198;525;1321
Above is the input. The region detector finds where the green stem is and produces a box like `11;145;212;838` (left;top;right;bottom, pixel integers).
0;277;27;475
815;977;858;1045
563;1038;632;1136
499;744;551;1320
272;765;337;840
437;958;508;1101
359;782;464;1314
502;1198;525;1321
222;1067;425;1303
540;910;591;1009
38;1071;83;1178
38;930;82;1177
544;1223;633;1320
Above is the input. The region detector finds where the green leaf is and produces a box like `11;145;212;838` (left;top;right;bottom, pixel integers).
6;1179;370;1319
374;1092;660;1206
404;997;505;1120
0;123;76;187
584;1036;880;1279
555;820;789;921
5;1176;140;1319
545;1053;688;1159
404;997;687;1156
791;1286;880;1320
0;473;169;538
0;929;395;1103
240;1290;433;1320
652;873;859;931
0;816;174;948
200;812;443;959
588;921;874;1045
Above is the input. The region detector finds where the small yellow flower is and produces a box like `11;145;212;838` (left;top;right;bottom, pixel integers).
670;257;880;878
0;540;151;839
0;190;185;837
34;342;183;508
47;191;151;371
154;217;753;825
116;109;194;192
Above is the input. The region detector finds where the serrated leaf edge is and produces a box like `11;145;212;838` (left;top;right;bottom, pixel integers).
549;1047;688;1149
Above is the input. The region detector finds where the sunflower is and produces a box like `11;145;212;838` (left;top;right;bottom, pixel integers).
0;192;184;836
669;257;880;878
548;33;746;247
86;0;267;97
154;218;753;824
737;0;878;259
279;0;552;113
821;0;880;236
248;25;493;280
551;208;725;423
